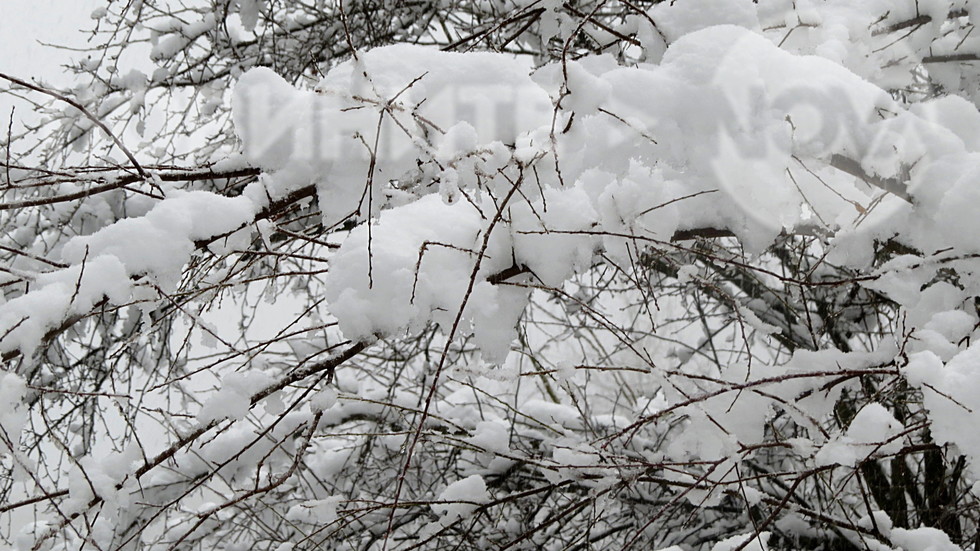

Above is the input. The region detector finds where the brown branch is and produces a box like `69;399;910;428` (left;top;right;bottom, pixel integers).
922;53;980;63
872;10;968;36
0;489;69;514
0;165;260;210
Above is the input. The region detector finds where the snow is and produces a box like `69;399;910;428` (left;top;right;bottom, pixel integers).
562;60;613;114
323;193;524;361
61;190;256;287
150;13;216;61
676;264;699;284
431;475;490;524
466;420;511;455
237;0;263;32
197;370;275;423
66;449;138;506
0;255;131;358
550;442;602;481
521;399;583;430
233;44;553;227
910;96;980;152
0;189;256;358
0;372;28;460
14;1;980;547
285;496;343;526
815;403;904;467
890;526;961;551
904;347;980;478
858;510;895;536
310;387;338;413
221;22;975;287
279;23;978;353
511;186;599;287
710;531;771;551
650;0;761;43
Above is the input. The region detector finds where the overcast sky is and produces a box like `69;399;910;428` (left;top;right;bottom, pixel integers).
1;0;100;129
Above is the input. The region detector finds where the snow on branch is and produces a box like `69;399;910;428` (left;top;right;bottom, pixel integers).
7;0;980;550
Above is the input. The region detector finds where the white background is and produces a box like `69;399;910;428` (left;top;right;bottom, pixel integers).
1;1;100;130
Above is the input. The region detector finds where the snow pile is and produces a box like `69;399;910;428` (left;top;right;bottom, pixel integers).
236;0;263;32
64;448;142;527
258;22;980;354
466;419;511;456
904;346;980;476
0;256;132;358
890;527;961;551
815;403;904;467
285;496;343;526
222;27;980;512
61;191;256;285
15;2;980;546
431;475;490;524
322;194;526;361
510;185;599;287
150;13;217;61
650;0;760;43
197;370;275;423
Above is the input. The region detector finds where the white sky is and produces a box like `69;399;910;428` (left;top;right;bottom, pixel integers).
0;0;100;128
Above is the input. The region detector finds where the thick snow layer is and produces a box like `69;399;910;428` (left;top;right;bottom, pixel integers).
62;191;256;285
197;370;275;423
904;346;980;477
288;25;978;353
431;474;490;524
226;22;980;366
14;10;980;547
466;420;511;455
322;193;526;361
237;0;263;32
815;403;904;467
285;496;343;526
650;0;761;42
0;256;130;357
890;526;961;551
